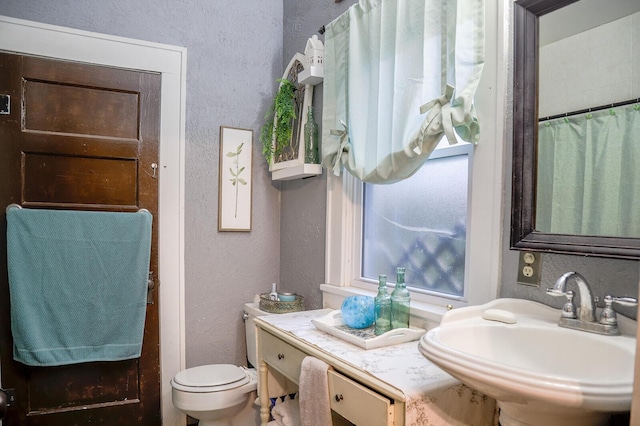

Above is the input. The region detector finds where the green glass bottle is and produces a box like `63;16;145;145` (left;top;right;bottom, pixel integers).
374;274;392;335
390;267;410;329
304;106;320;164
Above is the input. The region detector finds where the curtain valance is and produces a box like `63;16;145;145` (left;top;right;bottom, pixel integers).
321;0;485;184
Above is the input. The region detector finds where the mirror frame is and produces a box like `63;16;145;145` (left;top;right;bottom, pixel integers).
511;0;640;259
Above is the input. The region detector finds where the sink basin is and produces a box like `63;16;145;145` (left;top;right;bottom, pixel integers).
418;298;637;426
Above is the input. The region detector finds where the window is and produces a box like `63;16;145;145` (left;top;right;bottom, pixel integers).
322;4;506;310
361;144;472;300
324;136;502;311
321;0;505;315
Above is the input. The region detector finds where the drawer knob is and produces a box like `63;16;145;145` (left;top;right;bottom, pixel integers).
334;394;344;402
277;353;285;360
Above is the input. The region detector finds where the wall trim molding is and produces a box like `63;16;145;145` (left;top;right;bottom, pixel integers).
0;15;187;426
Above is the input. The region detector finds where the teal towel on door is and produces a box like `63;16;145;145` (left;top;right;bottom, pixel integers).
6;208;152;367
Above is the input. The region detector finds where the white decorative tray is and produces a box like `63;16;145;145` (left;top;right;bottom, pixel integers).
311;310;426;350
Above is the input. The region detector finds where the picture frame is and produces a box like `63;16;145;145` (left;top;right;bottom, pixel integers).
218;126;253;231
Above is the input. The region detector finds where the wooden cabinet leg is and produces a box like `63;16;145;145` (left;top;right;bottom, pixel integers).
259;360;270;426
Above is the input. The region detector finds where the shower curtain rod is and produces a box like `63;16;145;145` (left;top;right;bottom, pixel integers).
539;97;640;122
318;0;345;34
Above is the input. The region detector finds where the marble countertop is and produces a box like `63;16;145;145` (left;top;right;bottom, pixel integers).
259;308;496;426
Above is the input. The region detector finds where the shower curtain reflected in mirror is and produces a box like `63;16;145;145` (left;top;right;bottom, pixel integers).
536;103;640;237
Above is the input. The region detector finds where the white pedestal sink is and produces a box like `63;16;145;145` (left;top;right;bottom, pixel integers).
418;298;636;426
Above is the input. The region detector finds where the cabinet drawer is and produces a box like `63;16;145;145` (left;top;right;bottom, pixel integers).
260;330;306;383
328;370;394;425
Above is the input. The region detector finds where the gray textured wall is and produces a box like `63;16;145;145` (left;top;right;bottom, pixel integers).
279;0;357;311
0;0;284;368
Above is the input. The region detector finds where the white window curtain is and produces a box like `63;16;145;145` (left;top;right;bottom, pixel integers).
321;0;485;184
536;103;640;236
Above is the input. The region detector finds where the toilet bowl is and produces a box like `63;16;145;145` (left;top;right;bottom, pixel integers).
170;303;267;426
171;364;257;426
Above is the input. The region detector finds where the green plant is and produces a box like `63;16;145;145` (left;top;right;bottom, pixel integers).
260;78;297;164
226;142;246;218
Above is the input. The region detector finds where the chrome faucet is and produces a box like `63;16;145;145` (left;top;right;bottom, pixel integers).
547;271;596;322
546;272;617;335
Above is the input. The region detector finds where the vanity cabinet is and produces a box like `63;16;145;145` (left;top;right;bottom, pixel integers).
255;310;496;426
260;328;307;384
256;323;402;426
327;370;394;425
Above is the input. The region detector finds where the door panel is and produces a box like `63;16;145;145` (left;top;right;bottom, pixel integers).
0;52;161;425
24;361;139;414
24;79;140;139
22;154;138;207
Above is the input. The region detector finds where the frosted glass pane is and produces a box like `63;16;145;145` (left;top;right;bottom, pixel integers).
362;153;468;297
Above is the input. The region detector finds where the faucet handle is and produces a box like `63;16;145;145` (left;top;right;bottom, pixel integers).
611;296;638;307
599;295;617;325
561;290;577;319
599;296;638;326
546;287;566;297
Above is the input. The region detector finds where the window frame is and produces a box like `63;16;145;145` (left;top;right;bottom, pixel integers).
324;137;503;313
355;143;474;306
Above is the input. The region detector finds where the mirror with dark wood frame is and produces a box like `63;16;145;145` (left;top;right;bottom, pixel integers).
510;0;640;259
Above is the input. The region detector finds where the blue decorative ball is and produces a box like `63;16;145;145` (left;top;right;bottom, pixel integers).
340;296;375;329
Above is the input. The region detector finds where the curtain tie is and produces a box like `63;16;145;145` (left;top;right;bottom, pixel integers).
414;84;457;154
329;120;350;176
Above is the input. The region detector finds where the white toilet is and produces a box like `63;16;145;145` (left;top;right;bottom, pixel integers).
171;302;269;426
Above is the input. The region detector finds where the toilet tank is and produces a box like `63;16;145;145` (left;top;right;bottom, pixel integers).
243;302;270;368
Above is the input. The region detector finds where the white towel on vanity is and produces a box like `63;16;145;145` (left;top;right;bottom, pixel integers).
299;356;333;426
271;398;301;426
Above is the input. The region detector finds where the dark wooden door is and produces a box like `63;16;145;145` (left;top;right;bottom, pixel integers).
0;53;161;425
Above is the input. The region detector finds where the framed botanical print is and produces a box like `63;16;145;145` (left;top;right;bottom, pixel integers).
218;126;253;231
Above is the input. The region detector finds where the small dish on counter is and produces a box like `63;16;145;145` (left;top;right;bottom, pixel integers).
277;292;297;302
312;310;426;350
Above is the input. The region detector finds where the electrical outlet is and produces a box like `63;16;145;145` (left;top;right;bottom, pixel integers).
517;251;541;286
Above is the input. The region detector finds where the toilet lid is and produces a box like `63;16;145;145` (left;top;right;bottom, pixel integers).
173;364;250;390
